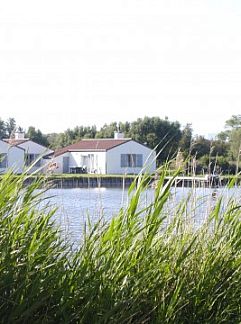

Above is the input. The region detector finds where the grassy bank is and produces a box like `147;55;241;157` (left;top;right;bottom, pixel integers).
1;168;241;323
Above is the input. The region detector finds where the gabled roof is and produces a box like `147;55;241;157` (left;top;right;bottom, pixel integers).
54;139;131;157
4;139;29;146
0;139;25;151
4;138;53;154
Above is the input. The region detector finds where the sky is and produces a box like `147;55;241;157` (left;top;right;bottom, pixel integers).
0;0;241;136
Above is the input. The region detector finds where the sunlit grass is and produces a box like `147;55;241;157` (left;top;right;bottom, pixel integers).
0;166;241;323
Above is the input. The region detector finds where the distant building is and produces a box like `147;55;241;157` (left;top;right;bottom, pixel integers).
1;129;53;173
49;133;156;175
0;139;25;174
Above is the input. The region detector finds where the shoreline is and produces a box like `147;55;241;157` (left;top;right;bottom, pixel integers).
19;174;236;189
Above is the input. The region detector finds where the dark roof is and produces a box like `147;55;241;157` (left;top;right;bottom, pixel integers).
54;139;131;157
4;139;29;146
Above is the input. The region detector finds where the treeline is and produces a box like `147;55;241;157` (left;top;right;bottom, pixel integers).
1;115;241;174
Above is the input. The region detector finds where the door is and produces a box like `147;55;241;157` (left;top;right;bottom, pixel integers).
63;156;69;173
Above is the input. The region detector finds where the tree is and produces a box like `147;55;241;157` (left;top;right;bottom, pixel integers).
229;128;241;161
217;131;229;142
190;136;211;159
128;116;182;163
5;118;16;138
96;122;118;138
179;124;193;158
26;126;49;147
225;115;241;129
220;115;241;163
0;119;6;139
211;139;229;157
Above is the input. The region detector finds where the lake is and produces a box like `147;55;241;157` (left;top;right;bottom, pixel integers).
43;186;241;245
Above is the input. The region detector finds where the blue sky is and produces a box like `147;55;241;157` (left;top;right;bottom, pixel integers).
0;0;241;136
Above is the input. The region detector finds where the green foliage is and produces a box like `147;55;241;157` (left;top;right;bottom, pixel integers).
190;136;211;158
217;130;229;142
211;139;229;156
5;117;16;138
26;126;49;147
1;114;241;174
0;118;6;139
0;171;68;322
225;114;241;129
179;123;193;158
1;170;241;322
95;122;118;138
47;126;97;149
0;117;17;139
197;155;232;174
0;117;24;140
125;116;182;163
228;128;241;160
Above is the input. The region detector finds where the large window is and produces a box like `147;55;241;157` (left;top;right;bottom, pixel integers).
121;154;143;168
0;153;7;168
26;154;41;167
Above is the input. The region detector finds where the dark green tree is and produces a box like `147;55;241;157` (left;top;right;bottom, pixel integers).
26;126;49;147
0;119;6;139
190;136;211;159
5;118;16;138
179;123;193;158
225;115;241;129
229;128;241;161
218;115;241;163
128;116;182;163
96;122;118;138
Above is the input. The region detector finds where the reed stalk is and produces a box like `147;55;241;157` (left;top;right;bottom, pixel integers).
0;167;241;323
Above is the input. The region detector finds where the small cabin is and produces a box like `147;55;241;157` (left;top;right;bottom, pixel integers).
2;129;53;173
50;133;156;175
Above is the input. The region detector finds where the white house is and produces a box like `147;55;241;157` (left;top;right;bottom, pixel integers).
0;139;25;174
50;133;156;175
3;129;53;173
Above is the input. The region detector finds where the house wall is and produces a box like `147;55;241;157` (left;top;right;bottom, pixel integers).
18;141;53;156
48;152;68;174
50;141;156;175
50;151;107;174
0;140;25;174
18;141;53;171
8;147;25;173
106;141;156;174
69;151;106;174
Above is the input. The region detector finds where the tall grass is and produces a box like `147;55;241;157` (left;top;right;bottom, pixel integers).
0;168;241;323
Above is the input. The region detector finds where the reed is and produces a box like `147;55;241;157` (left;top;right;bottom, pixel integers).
0;167;241;323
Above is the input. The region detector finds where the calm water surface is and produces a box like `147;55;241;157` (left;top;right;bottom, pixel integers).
44;187;241;244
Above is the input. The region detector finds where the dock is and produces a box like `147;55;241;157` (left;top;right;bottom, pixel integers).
24;174;224;189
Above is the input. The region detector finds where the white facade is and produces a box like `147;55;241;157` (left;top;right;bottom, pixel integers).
0;140;25;174
69;151;106;173
51;140;156;175
17;141;53;171
51;151;107;174
106;141;156;174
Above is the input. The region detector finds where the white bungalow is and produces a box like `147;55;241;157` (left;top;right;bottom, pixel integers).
50;132;156;175
3;129;53;172
0;139;25;174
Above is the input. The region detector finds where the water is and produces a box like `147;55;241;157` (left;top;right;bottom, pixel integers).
43;186;241;245
45;187;130;244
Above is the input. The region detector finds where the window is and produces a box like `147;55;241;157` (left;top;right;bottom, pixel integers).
26;154;41;167
0;153;7;168
121;154;143;168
